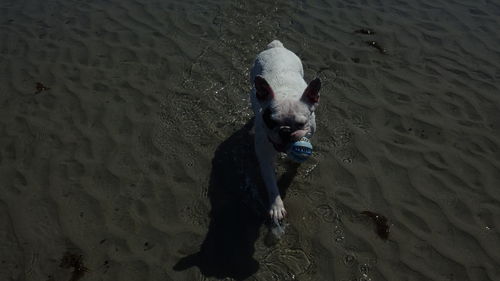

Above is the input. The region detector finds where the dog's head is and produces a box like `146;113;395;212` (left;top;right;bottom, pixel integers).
255;75;321;152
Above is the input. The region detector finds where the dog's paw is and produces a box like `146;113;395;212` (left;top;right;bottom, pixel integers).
269;196;287;220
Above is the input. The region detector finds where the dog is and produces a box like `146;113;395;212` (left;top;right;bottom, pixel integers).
250;40;321;221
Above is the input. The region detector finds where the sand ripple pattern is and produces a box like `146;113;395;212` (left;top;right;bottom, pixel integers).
1;0;499;280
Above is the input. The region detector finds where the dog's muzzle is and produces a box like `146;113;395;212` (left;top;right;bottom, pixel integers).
278;126;292;143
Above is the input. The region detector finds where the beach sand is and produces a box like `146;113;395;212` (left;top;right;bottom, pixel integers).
1;0;499;280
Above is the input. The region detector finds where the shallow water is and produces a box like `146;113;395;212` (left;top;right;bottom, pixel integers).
1;0;500;280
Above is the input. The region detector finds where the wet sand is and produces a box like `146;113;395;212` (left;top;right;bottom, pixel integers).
1;0;500;280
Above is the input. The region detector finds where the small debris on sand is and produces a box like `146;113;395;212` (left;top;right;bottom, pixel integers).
366;41;387;54
35;82;50;94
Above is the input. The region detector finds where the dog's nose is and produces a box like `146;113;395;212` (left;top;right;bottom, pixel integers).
279;126;292;141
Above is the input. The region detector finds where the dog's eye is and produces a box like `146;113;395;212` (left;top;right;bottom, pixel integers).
263;108;278;129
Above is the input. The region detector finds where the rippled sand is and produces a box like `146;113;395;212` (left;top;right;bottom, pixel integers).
1;0;499;280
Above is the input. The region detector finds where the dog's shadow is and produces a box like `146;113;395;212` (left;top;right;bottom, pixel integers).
173;118;300;280
173;119;262;279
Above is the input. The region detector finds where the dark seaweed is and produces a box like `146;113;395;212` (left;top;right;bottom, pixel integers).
361;211;390;240
366;41;387;55
354;28;375;35
59;252;88;281
366;41;387;54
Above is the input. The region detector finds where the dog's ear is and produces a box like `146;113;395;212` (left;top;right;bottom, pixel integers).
254;76;274;101
301;78;321;104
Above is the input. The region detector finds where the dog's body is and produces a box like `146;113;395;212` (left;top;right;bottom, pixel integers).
250;40;321;221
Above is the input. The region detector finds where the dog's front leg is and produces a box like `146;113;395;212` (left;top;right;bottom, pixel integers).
255;136;286;220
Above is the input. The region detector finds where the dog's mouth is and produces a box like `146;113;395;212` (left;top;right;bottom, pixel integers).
267;128;310;153
268;136;289;153
262;108;311;152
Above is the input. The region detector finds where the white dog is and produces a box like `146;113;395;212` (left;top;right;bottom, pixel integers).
250;40;321;221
